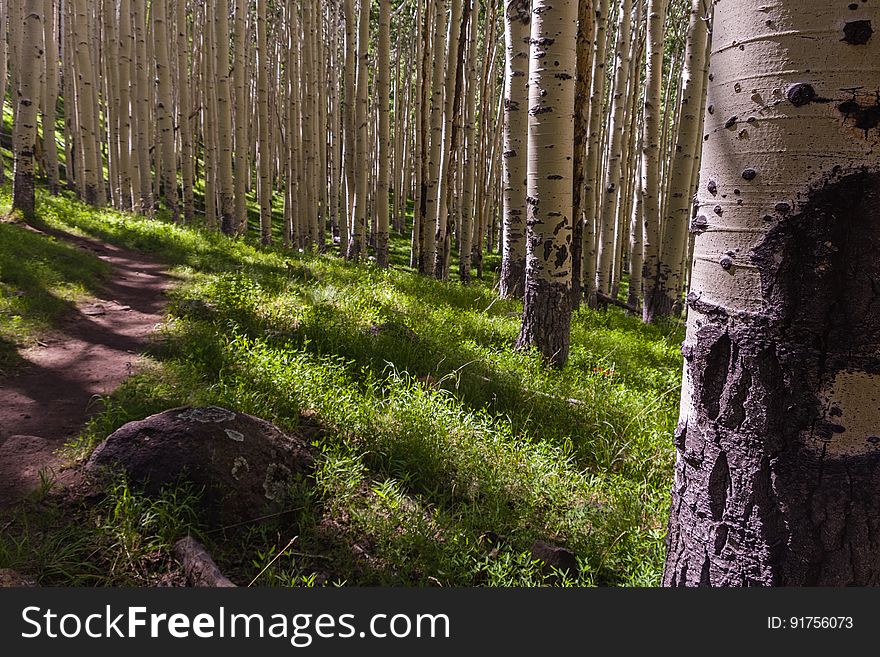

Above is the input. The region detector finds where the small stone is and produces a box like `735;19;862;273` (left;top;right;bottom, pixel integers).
707;180;718;195
775;202;792;213
724;115;738;128
720;256;734;271
742;168;757;181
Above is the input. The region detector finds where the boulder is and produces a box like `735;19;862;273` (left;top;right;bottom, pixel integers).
84;406;314;525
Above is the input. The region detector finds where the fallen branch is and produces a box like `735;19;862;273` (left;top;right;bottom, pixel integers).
173;536;236;588
595;292;640;314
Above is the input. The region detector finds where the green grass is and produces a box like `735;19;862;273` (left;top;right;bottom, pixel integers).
1;188;685;587
0;189;110;371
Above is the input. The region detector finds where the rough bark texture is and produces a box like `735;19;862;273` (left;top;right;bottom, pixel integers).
12;0;43;219
664;0;880;586
515;0;577;368
499;0;530;299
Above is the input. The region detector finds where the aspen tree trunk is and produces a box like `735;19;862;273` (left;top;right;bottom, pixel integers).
301;0;318;248
255;0;271;244
647;0;709;320
499;0;530;298
72;0;101;206
410;1;428;269
286;0;304;248
132;0;153;213
346;0;369;260
153;0;179;221
582;0;611;306
433;0;463;279
116;0;134;209
102;0;121;208
0;0;8;184
12;0;43;219
515;0;577;367
214;0;236;235
421;0;447;274
375;0;391;267
341;0;356;256
665;0;880;586
233;0;248;233
570;0;594;307
637;0;667;318
41;0;58;195
595;0;632;297
458;0;478;284
176;0;194;223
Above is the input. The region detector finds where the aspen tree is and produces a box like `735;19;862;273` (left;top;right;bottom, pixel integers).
646;0;709;320
153;0;179;221
11;0;43;219
347;0;369;260
638;0;669;320
595;0;632;297
176;0;195;223
421;0;446;274
0;0;8;183
72;0;101;206
570;0;594;307
256;0;272;244
666;0;880;586
458;0;478;283
515;0;577;367
214;0;236;235
41;0;58;195
410;1;430;269
233;0;248;233
499;0;530;298
341;0;356;256
376;0;391;267
582;0;611;305
434;0;464;279
132;0;153;213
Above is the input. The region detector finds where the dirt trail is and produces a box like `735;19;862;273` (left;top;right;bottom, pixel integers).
0;226;173;509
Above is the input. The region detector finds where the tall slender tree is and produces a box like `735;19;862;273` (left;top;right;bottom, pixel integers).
499;0;530;299
515;0;578;367
11;0;43;219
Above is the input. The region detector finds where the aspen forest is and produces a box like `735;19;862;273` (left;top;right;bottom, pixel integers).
0;0;878;589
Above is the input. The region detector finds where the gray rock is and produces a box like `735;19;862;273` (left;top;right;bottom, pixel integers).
84;406;314;525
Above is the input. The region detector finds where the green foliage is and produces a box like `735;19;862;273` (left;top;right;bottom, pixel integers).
0;477;203;586
0;189;110;370
8;190;684;587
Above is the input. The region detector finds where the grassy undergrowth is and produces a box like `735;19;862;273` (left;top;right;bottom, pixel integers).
0;189;110;371
1;188;684;586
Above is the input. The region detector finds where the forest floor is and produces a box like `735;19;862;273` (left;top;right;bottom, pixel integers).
0;188;685;587
0;218;172;507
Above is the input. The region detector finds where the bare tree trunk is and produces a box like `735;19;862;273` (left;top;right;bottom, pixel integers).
376;0;391;267
499;0;529;298
41;0;59;195
515;0;577;368
12;0;44;219
665;0;880;586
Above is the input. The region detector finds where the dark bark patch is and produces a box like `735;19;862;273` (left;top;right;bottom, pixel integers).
837;97;880;135
842;20;873;45
724;115;738;128
708;451;731;521
786;83;817;106
702;332;731;421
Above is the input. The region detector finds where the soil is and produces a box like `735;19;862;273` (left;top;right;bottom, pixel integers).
0;225;173;510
